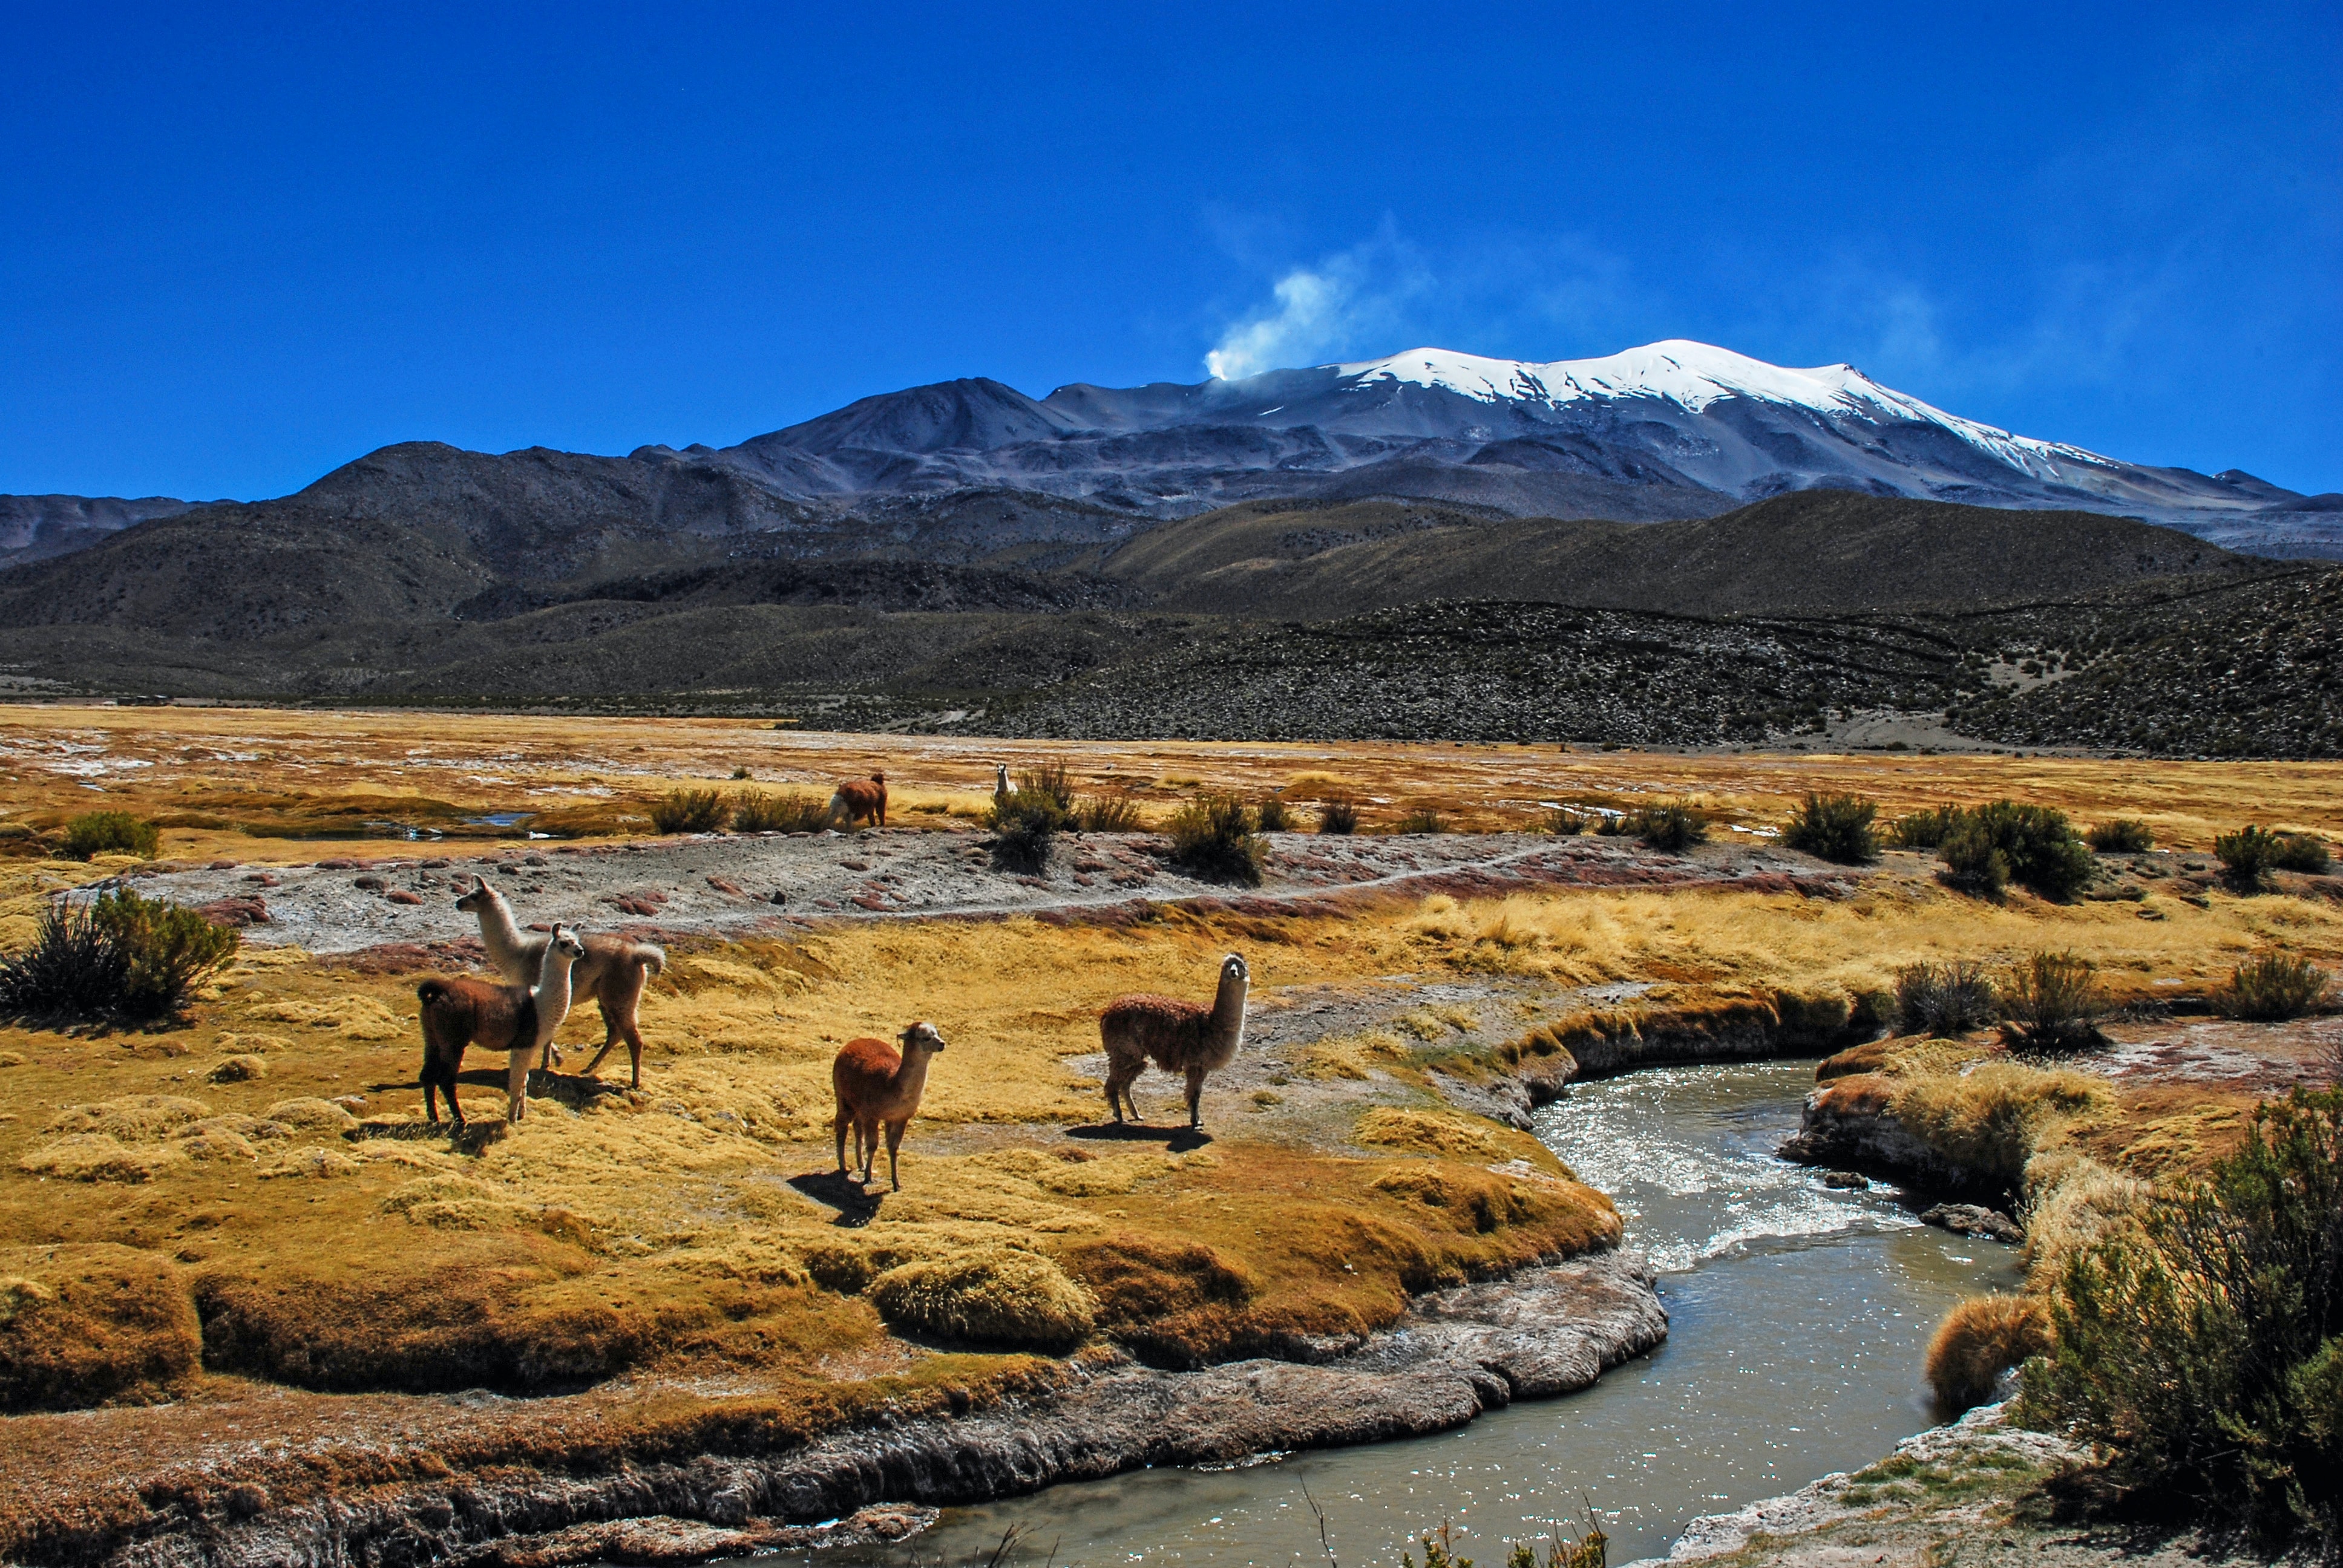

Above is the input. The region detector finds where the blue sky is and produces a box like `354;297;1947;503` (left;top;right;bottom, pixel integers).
3;2;2337;500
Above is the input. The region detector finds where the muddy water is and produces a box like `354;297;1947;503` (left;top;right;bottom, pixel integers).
766;1060;2020;1567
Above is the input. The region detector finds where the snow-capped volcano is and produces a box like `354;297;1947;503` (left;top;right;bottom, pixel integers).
713;336;2307;540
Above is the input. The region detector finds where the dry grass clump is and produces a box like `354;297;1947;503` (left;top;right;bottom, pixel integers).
0;1244;199;1412
208;1053;267;1083
1317;797;1360;834
866;1246;1096;1351
1166;794;1265;884
1059;1232;1257;1368
730;789;833;834
1999;951;2107;1053
1924;1294;2051;1413
2019;1148;2149;1293
1895;960;1997;1036
1628;799;1708;852
265;1097;358;1134
1354;1106;1564;1175
1890;1062;2109;1191
1254;795;1295;832
1072;789;1145;832
18;1135;188;1183
2217;952;2334;1021
1391;805;1449;835
2085;818;2154;852
649;788;730;835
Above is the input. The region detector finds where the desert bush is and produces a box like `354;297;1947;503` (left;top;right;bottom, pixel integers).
650;788;730;834
1254;795;1294;832
1392;805;1448;835
2000;951;2106;1052
866;1247;1096;1352
986;787;1067;873
61;812;160;861
1783;792;1879;864
1015;762;1078;815
1540;806;1588;835
2218;952;2334;1022
1073;790;1144;832
2275;834;2334;875
2215;824;2284;889
2085;818;2154;853
1629;799;1708;852
1895;960;1999;1036
1890;804;1964;849
1317;797;1360;835
1925;1294;2053;1414
1167;794;1264;885
0;890;238;1021
730;789;831;833
2021;1089;2343;1551
1932;801;2092;900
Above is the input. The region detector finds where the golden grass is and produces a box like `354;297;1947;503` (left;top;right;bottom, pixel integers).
2;705;2341;861
1924;1294;2052;1413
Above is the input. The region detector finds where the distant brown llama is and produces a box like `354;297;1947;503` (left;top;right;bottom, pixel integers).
1099;953;1250;1129
831;1021;947;1190
830;772;888;829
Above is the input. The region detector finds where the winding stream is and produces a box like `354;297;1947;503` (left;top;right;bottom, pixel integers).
767;1059;2019;1567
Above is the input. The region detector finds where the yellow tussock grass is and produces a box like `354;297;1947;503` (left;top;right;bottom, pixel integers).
867;1247;1098;1351
1925;1294;2052;1413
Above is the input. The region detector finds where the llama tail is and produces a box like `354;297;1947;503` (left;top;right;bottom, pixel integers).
633;942;666;976
416;978;451;1007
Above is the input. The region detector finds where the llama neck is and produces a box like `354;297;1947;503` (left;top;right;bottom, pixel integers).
893;1045;940;1099
1210;972;1248;1046
531;947;577;1048
473;886;528;967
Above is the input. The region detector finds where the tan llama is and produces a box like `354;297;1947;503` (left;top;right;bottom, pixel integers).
831;1021;946;1191
1099;953;1250;1129
456;877;666;1086
830;773;887;829
415;924;584;1125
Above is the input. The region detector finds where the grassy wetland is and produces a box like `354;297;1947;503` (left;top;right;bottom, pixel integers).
0;705;2338;1563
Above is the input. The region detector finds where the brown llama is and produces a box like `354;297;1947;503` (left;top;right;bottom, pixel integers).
415;924;584;1125
1099;953;1250;1129
456;877;666;1087
831;1021;946;1191
829;772;887;829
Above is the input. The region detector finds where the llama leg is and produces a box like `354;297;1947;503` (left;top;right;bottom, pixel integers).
857;1118;880;1183
1185;1066;1208;1129
833;1105;851;1174
507;1050;530;1123
580;995;624;1078
885;1120;906;1191
1104;1057;1141;1123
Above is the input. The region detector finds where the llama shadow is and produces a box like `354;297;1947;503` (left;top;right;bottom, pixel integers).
1065;1122;1214;1153
524;1068;633;1112
788;1170;886;1228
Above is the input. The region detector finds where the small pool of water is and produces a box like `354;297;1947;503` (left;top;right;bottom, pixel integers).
755;1059;2019;1567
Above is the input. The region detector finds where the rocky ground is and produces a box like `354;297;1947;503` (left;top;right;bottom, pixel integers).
121;827;1855;955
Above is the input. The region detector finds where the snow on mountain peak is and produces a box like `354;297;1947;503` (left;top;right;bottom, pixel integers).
1326;339;2102;480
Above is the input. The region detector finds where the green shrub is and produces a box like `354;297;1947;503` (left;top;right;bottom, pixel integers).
1167;794;1264;885
649;789;730;834
1782;792;1878;864
2275;834;2334;875
1392;806;1447;835
2021;1089;2343;1551
986;788;1067;873
61;812;160;862
1541;806;1588;836
1254;796;1294;832
2085;818;2155;853
1999;951;2106;1052
0;890;238;1021
2219;953;2334;1022
1932;801;2092;900
1073;791;1144;832
1895;960;1999;1036
1939;818;2011;896
1317;797;1359;835
2215;824;2284;889
730;790;832;833
1890;804;1964;849
1630;800;1708;852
